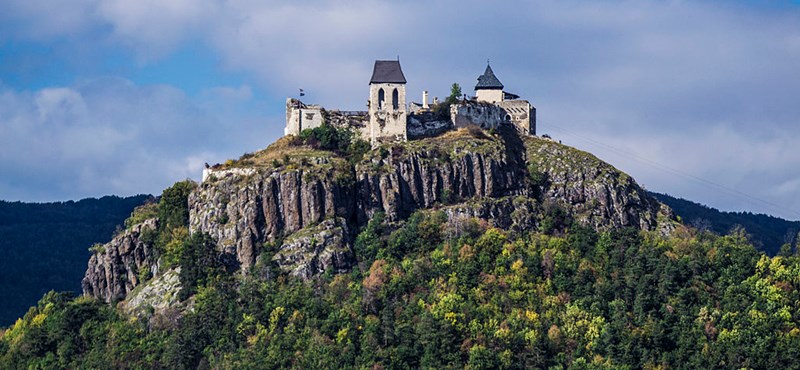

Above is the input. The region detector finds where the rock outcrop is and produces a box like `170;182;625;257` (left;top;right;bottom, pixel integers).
188;129;673;278
273;217;354;280
189;157;354;271
120;268;182;316
81;218;159;302
83;128;674;306
354;142;527;224
525;137;671;232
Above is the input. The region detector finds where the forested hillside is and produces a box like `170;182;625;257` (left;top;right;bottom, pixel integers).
0;195;150;326
651;192;800;256
3;128;800;369
3;205;800;368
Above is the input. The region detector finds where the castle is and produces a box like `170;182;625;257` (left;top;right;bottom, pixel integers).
284;60;536;145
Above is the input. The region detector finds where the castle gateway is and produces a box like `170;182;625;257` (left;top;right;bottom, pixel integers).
285;60;536;145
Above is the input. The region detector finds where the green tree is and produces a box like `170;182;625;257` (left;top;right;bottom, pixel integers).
446;83;462;105
178;232;223;300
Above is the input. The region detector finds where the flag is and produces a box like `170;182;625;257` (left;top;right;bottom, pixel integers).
299;88;305;97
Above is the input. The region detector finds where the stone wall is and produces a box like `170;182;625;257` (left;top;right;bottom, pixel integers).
407;111;453;139
450;100;535;135
285;98;323;136
284;94;534;144
323;110;369;140
202;167;257;183
497;100;535;135
450;101;506;129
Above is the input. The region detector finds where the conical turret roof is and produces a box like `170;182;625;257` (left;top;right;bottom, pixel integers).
475;64;504;90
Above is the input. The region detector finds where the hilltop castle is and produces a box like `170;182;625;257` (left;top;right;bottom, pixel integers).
285;60;536;145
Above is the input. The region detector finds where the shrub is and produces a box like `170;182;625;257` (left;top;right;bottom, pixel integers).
299;124;370;164
123;201;158;230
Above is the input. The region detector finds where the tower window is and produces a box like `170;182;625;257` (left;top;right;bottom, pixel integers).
392;88;399;110
378;88;385;110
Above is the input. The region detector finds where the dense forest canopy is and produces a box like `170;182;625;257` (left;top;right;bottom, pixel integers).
652;192;800;256
0;195;150;326
3;194;800;369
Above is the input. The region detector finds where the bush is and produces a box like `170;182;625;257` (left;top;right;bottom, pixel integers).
300;124;353;152
540;202;572;235
123;201;158;230
299;124;370;164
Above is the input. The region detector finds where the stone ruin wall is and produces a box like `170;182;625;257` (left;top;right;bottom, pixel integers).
450;102;506;130
285;98;323;136
284;98;535;145
450;100;535;135
497;100;535;135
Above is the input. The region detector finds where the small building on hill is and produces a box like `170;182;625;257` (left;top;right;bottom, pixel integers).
284;60;536;145
450;63;536;135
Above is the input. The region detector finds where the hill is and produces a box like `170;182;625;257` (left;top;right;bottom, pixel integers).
0;195;150;326
3;127;800;369
650;192;800;256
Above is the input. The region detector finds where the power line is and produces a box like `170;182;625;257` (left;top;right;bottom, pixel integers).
543;123;800;219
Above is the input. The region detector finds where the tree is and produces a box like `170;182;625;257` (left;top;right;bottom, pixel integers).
446;83;462;105
178;232;222;300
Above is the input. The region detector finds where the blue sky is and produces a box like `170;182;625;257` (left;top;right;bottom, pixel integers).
1;0;800;221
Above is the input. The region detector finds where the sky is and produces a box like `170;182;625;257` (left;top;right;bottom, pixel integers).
1;0;799;221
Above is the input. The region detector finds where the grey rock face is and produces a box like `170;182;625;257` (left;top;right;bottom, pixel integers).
189;162;354;272
273;217;354;280
187;133;672;279
81;218;158;302
524;137;671;232
82;131;673;307
120;267;182;316
442;196;540;233
354;148;527;225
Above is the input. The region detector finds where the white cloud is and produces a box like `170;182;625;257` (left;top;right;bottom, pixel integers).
0;78;269;201
2;0;800;219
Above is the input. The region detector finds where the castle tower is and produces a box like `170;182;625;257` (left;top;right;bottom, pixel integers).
368;60;407;145
475;63;504;103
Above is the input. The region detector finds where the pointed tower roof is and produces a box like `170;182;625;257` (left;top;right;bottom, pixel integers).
475;64;504;90
370;60;407;84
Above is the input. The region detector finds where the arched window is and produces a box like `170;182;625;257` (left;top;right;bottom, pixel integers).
378;88;385;110
392;88;399;110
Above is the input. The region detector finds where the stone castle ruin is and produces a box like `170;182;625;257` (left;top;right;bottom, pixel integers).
284;60;536;145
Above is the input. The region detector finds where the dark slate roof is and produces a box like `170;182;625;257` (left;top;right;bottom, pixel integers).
370;60;407;84
475;64;504;90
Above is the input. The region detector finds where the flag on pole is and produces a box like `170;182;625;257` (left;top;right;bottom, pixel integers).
299;88;305;97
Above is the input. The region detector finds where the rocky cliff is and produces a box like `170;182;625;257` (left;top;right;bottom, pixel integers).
81;218;159;302
525;136;669;232
84;127;674;304
189;128;672;276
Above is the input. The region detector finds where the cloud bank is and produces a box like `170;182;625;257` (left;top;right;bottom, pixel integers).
1;0;799;219
0;78;269;200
